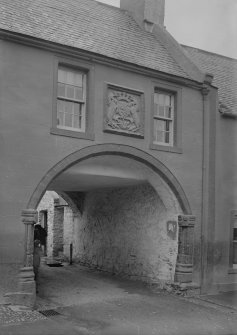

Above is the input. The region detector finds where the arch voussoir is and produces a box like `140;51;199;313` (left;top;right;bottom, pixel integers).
27;144;191;215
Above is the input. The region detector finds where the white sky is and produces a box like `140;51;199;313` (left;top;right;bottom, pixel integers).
96;0;237;59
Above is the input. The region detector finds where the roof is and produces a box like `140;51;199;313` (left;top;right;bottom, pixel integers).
0;0;191;79
183;45;237;114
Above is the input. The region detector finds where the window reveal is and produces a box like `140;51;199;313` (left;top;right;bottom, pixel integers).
153;92;174;146
57;67;86;132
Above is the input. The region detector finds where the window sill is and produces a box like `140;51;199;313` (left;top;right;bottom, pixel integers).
150;143;182;154
228;268;237;274
50;127;94;141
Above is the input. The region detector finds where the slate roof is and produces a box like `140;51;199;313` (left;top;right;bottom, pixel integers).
0;0;190;79
183;45;237;113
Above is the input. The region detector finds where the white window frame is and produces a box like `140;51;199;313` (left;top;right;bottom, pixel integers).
56;66;87;133
153;91;175;146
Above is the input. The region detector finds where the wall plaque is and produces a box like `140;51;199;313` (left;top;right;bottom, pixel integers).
104;84;144;137
167;220;177;240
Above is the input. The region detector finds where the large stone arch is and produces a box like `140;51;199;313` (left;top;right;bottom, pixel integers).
27;144;192;215
12;144;194;307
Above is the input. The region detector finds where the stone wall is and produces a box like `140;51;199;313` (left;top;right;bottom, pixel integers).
37;191;58;257
74;183;179;284
63;206;74;260
37;191;75;259
52;206;64;257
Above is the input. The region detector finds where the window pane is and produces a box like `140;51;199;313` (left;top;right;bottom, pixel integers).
158;105;165;117
153;120;172;144
58;68;67;83
157;131;165;143
57;111;64;126
73;115;80;129
73;105;84;129
157;119;165;131
57;100;65;113
159;94;165;106
165;95;170;106
154;120;164;142
165;106;172;118
66;85;75;99
73;103;80;115
65;101;74;115
66;71;74;85
154;93;159;111
165;131;170;143
154;93;159;104
65;113;73;127
165;121;170;131
58;83;66;97
154;93;174;118
75;87;83;100
75;73;83;87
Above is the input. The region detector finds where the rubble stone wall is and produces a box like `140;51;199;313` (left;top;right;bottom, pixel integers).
63;207;75;259
37;191;75;259
53;206;64;256
37;191;58;257
75;183;178;283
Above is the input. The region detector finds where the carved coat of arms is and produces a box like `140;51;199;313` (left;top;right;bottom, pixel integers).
105;88;144;137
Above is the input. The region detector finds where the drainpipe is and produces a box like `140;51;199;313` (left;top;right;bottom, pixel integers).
200;73;214;294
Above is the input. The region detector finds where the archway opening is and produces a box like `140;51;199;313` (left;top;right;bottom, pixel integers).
32;152;187;306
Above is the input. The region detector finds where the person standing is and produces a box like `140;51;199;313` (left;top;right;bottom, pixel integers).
33;223;47;292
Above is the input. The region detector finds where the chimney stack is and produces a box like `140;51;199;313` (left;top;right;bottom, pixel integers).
120;0;165;32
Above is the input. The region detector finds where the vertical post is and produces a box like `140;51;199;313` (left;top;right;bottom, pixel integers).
6;209;38;307
22;209;37;267
175;215;196;283
200;78;215;294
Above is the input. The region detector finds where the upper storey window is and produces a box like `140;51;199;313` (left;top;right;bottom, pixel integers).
153;92;174;146
150;82;182;154
57;66;86;132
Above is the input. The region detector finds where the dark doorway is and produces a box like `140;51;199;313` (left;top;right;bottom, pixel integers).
40;210;48;256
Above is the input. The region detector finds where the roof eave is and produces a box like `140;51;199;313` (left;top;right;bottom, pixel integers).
0;29;205;89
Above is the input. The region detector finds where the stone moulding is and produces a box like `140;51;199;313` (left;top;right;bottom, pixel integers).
104;83;145;138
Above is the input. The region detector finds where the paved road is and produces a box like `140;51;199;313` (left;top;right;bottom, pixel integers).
0;263;237;334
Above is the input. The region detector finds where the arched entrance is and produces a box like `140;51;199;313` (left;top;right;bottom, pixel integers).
16;144;194;307
27;144;191;214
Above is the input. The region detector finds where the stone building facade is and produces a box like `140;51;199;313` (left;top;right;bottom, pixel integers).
0;0;236;307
